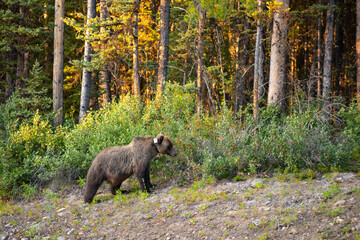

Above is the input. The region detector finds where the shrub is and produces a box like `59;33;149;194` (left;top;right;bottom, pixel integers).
0;112;66;194
0;82;359;197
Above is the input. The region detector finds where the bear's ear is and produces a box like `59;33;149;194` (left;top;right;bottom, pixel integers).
157;135;164;144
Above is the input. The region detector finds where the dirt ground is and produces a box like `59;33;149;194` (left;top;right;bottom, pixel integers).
1;172;360;240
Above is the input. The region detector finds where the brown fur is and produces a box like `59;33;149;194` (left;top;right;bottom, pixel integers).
84;133;178;203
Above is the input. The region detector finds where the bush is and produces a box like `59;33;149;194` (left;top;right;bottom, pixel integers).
0;82;359;197
0;112;66;194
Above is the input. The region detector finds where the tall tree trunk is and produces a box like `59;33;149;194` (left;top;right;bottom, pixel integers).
5;47;16;100
132;0;141;104
322;0;335;102
334;0;344;98
79;0;96;123
15;5;25;90
357;0;360;108
100;0;111;106
267;0;289;110
156;0;170;100
151;0;159;30
15;51;24;90
317;0;322;98
253;0;263;121
235;14;249;113
215;24;226;109
53;0;65;126
195;1;205;112
309;3;322;100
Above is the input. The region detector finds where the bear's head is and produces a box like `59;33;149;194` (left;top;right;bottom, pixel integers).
155;133;178;157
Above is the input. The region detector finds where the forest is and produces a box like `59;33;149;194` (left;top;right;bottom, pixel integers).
0;0;360;197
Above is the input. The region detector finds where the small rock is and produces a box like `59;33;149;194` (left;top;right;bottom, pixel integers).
67;228;75;235
335;217;344;223
227;211;238;216
1;235;9;240
289;228;297;235
355;224;360;231
57;237;65;240
334;178;343;183
333;200;345;207
57;207;66;213
253;219;261;226
250;179;263;188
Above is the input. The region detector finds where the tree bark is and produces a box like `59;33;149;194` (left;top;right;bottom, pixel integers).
322;0;335;102
357;0;360;108
267;0;289;110
334;0;344;97
132;0;141;104
15;5;26;91
5;47;16;100
234;13;249;113
195;1;205;113
79;0;96;123
100;0;111;106
253;0;263;121
317;0;322;98
156;0;170;100
151;0;159;30
53;0;65;126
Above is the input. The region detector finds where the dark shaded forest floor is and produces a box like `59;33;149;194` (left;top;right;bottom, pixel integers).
1;172;360;240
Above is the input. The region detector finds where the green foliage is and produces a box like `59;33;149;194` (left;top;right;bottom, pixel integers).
21;183;37;201
0;83;359;197
322;183;342;200
0;112;66;194
0;61;52;133
340;101;360;163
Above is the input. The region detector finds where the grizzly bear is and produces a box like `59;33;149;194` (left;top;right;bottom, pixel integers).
84;133;178;203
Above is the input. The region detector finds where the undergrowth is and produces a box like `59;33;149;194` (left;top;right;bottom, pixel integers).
0;82;359;197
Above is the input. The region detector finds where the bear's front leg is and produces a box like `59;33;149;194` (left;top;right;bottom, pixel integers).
135;171;151;193
144;163;154;189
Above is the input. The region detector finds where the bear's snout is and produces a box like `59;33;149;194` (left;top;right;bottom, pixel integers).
170;149;178;157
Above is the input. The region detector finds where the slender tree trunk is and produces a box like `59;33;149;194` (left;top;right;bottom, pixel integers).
79;0;96;123
235;14;249;113
132;0;141;104
53;0;65;126
317;0;322;98
5;70;15;100
267;0;289;110
5;47;16;100
195;1;205;112
15;51;24;89
234;26;241;113
357;0;360;108
215;24;226;109
15;5;25;90
150;0;159;30
334;0;344;98
254;0;263;121
322;0;335;102
100;0;111;106
156;0;170;100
